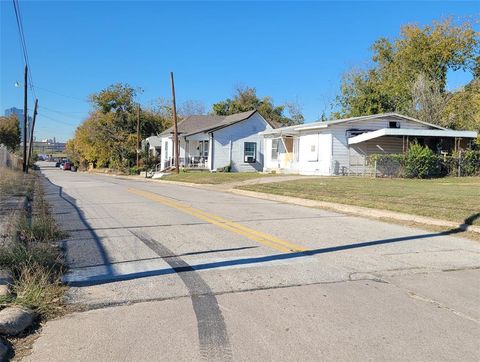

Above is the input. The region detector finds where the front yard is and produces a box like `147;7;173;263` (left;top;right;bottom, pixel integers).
239;176;480;226
162;171;279;184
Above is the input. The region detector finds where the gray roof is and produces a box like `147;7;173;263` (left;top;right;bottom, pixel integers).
145;136;163;148
262;113;446;136
160;110;265;137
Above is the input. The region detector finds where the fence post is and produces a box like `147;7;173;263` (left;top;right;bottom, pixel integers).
458;150;462;177
374;160;377;178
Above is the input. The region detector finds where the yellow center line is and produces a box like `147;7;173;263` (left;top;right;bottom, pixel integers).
128;187;307;253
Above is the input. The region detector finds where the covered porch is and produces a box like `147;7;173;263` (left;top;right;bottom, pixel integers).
182;133;211;169
346;128;478;176
263;128;300;173
160;134;211;171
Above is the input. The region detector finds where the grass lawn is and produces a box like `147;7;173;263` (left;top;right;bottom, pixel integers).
162;171;278;184
239;177;480;225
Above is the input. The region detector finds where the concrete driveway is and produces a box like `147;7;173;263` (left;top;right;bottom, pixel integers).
24;162;480;361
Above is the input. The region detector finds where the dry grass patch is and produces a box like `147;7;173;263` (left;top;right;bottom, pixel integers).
0;172;67;318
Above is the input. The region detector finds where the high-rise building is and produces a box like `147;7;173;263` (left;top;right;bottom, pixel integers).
4;107;32;143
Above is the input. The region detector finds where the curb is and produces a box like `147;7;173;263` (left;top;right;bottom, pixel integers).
83;171;480;234
230;189;480;234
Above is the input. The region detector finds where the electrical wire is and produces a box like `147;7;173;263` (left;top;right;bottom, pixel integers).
40;105;86;116
34;85;88;103
12;0;36;100
37;112;80;127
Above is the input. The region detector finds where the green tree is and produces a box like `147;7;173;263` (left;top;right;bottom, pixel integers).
212;86;303;127
442;79;480;136
67;84;168;170
0;114;21;152
336;18;479;124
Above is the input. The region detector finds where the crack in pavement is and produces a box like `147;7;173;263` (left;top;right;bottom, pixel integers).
129;230;233;362
406;291;480;325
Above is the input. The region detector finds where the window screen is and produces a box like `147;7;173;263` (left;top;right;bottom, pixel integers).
271;139;279;160
244;142;256;163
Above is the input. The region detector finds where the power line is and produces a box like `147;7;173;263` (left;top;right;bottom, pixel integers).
12;0;36;100
34;85;88;103
37;112;80;127
40;105;86;116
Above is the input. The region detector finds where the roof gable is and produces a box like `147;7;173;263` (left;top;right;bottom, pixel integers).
160;110;274;137
301;113;446;131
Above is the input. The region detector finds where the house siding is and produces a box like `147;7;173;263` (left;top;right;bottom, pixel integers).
262;114;442;176
212;112;272;172
329;116;437;175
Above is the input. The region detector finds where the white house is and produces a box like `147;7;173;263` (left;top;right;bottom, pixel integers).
149;110;276;172
262;113;478;176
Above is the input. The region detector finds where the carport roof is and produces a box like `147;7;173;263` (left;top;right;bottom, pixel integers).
261;113;449;136
347;128;478;145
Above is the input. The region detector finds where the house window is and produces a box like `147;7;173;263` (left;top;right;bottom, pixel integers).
271;139;279;160
389;121;400;129
244;142;256;163
199;140;209;157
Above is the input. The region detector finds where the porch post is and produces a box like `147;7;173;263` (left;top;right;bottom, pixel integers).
208;133;214;171
263;137;267;172
185;138;189;167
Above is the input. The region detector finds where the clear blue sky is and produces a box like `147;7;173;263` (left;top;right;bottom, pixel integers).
1;1;478;142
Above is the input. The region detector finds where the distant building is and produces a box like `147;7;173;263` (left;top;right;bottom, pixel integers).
4;107;32;143
32;139;66;154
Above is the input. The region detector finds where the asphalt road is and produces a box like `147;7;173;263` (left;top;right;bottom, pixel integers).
25;162;480;361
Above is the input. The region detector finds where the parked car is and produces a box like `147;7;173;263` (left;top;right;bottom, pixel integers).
59;162;64;169
55;161;61;167
63;162;71;171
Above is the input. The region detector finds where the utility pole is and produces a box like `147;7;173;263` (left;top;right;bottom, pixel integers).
26;98;38;172
136;103;141;168
23;65;28;173
170;72;180;174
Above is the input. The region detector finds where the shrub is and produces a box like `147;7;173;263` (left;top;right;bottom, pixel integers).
404;142;442;178
368;154;405;177
460;149;480;176
128;166;141;175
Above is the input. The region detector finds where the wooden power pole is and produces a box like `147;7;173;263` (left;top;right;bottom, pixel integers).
23;65;28;173
170;72;180;174
26;98;38;172
136;103;141;167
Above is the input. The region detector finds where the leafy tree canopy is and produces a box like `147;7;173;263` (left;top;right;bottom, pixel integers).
67;84;169;169
335;18;479;132
212;86;304;127
0;115;21;152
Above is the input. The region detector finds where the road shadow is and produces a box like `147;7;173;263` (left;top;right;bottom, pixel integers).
40;171;259;285
40;169;479;288
69;216;478;287
41;172;114;276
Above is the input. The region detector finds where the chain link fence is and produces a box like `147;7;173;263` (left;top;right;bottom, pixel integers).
370;150;480;178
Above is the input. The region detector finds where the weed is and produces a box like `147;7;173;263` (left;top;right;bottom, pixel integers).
11;264;66;318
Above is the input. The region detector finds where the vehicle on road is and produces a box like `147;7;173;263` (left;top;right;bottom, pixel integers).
55;161;61;167
63;162;71;171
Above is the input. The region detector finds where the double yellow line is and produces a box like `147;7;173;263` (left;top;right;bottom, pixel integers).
128;188;306;253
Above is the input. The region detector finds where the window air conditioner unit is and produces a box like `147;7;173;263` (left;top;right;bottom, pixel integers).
245;156;255;163
389;121;401;129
